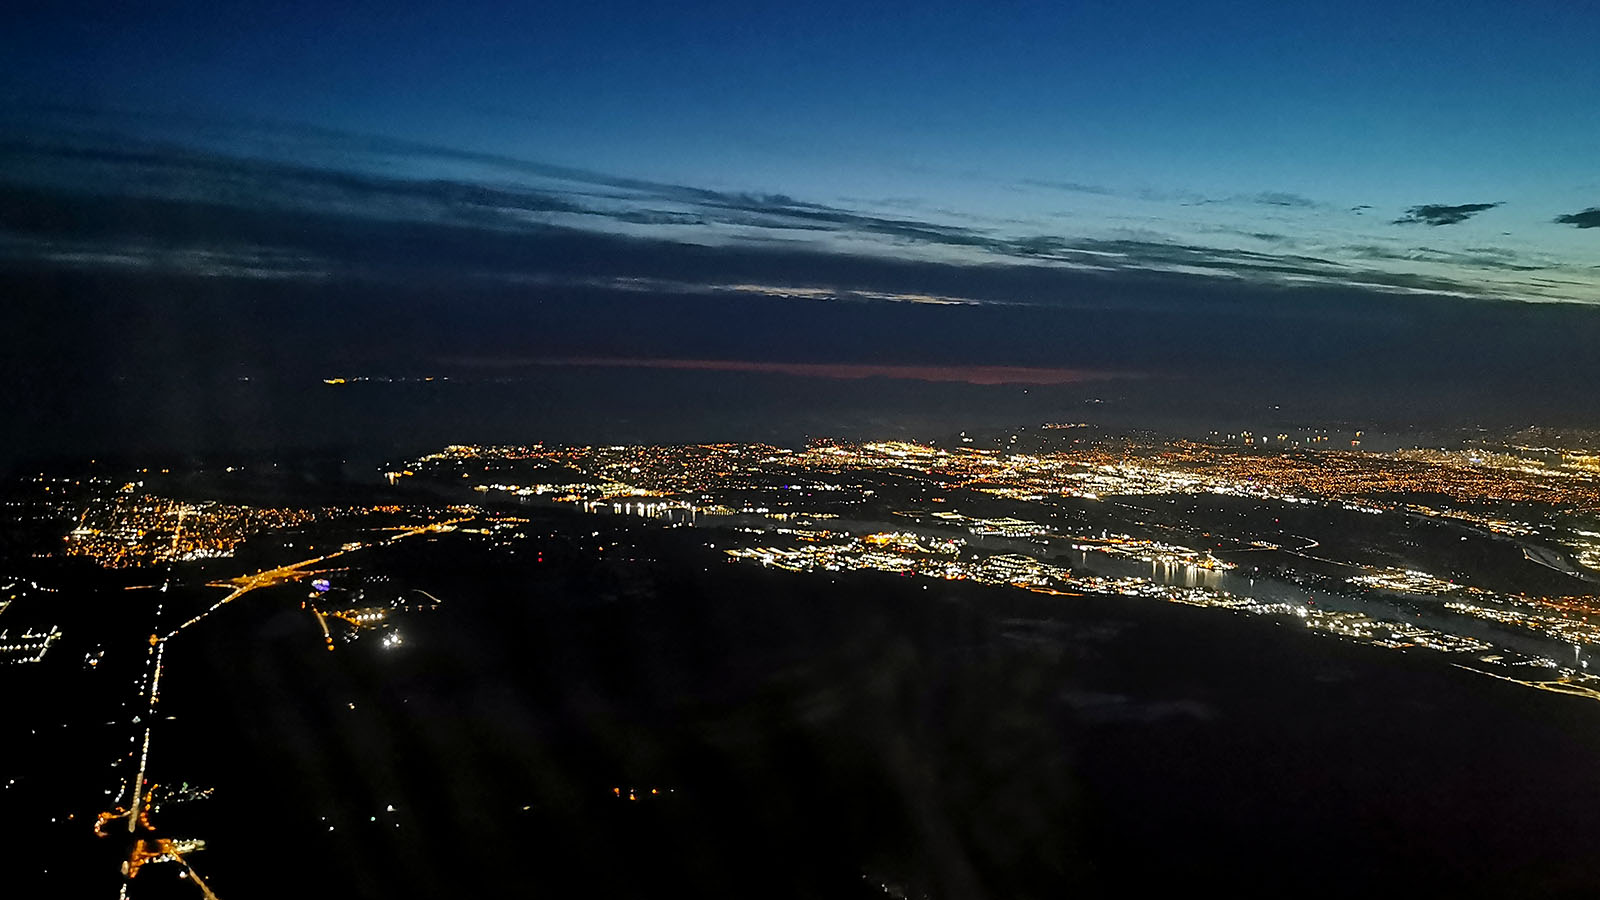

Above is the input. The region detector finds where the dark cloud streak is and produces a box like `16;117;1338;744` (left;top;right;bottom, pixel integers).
1555;208;1600;229
1392;202;1501;226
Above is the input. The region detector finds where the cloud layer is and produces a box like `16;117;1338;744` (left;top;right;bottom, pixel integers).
0;112;1596;309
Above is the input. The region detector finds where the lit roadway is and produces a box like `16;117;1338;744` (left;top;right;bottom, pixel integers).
105;516;470;897
1453;664;1600;702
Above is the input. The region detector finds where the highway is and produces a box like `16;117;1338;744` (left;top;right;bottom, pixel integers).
102;515;469;897
1453;663;1600;703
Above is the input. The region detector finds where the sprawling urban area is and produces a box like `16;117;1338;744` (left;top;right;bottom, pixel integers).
9;422;1600;896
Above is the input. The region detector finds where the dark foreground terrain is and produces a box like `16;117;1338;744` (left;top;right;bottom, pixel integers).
14;519;1600;898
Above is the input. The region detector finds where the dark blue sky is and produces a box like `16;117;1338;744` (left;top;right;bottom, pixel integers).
6;0;1597;301
3;1;1600;457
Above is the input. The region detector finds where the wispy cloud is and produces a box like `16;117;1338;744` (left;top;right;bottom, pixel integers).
0;111;1596;305
494;274;988;306
1392;202;1501;226
1018;178;1118;197
1190;191;1322;209
1248;191;1319;208
1341;242;1544;272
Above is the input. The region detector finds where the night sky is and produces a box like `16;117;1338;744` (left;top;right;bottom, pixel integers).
3;1;1600;457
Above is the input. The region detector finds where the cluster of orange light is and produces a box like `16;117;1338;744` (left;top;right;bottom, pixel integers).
612;786;669;801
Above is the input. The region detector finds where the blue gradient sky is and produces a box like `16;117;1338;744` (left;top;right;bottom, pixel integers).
5;1;1597;300
6;1;1600;452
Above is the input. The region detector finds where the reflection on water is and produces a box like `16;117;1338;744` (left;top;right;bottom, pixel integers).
1073;549;1288;600
1072;548;1567;661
